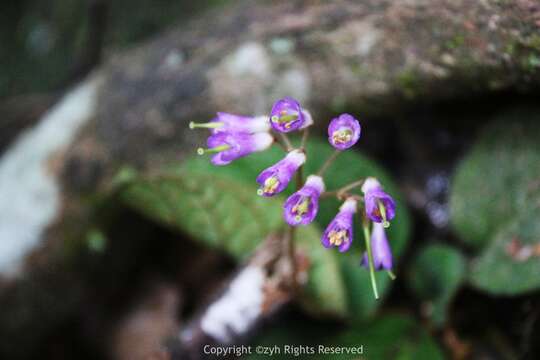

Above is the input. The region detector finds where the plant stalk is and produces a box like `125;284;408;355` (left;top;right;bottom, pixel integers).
362;218;379;299
317;150;340;176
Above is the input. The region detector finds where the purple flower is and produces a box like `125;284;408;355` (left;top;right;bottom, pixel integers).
321;198;358;252
198;131;273;166
361;222;393;270
300;109;314;129
328;113;361;150
270;97;306;133
361;177;396;227
256;150;306;196
283;175;325;226
189;113;270;134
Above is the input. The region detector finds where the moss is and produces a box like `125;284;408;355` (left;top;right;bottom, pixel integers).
445;34;465;50
525;54;540;72
524;34;540;51
396;69;422;99
504;42;516;57
349;62;363;75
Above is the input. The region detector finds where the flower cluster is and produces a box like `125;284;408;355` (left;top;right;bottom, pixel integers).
190;97;397;298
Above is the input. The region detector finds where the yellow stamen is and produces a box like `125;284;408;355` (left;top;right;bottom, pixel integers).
292;197;310;219
259;176;280;195
271;112;299;124
329;230;348;246
377;200;390;228
333;129;353;144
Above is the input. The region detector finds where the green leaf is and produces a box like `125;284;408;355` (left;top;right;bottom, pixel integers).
120;171;282;260
248;314;444;360
469;207;540;295
182;137;411;320
119;169;347;316
450;112;540;250
449;112;540;295
409;244;466;326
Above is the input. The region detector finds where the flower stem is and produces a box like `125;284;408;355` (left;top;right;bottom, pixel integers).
287;225;297;288
300;127;310;150
278;133;294;152
320;179;364;200
286;164;304;290
317;150;340;176
336;179;365;198
362;219;379;299
296;166;304;190
273;138;288;151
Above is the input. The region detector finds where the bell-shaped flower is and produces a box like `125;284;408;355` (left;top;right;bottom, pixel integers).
199;131;273;166
190;112;270;134
361;177;396;227
361;222;393;270
283;175;325;226
328;113;361;150
256;150;306;196
270;97;306;133
321;198;357;252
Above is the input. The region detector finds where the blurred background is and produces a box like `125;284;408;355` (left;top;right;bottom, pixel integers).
1;0;540;359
